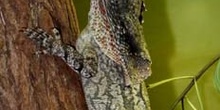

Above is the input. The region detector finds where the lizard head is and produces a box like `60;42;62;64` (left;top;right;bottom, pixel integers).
104;0;152;84
89;0;152;85
89;0;146;24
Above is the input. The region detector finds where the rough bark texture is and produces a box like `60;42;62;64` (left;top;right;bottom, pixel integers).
0;0;87;110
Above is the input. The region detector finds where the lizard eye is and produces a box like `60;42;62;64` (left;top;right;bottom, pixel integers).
52;28;61;39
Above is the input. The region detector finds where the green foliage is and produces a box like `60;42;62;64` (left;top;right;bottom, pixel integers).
214;60;220;92
147;76;193;89
193;78;203;110
185;96;197;110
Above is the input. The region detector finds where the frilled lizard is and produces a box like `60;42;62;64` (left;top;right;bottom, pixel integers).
23;0;152;109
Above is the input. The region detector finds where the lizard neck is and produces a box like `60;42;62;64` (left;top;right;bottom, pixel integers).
88;0;107;24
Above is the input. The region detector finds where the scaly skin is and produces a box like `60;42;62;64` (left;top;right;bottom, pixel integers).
82;0;152;86
23;0;152;109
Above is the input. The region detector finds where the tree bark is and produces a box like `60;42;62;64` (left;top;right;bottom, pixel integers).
0;0;87;110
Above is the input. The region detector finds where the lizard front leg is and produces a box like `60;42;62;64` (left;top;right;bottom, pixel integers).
80;47;98;78
75;27;98;78
23;27;97;77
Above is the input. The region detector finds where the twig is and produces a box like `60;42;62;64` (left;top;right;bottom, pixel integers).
0;6;6;26
171;54;220;110
181;98;185;110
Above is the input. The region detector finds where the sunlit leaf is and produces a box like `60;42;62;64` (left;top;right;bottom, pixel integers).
185;96;197;110
147;76;193;89
213;60;220;92
194;78;204;110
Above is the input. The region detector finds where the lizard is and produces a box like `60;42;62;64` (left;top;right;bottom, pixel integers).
23;0;152;109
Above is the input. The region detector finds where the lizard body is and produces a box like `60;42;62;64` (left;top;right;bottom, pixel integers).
82;0;152;86
23;0;151;109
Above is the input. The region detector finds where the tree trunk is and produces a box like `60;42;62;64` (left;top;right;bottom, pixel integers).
0;0;87;110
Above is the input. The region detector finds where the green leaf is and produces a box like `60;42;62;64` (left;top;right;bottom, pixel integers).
214;59;220;92
147;76;193;89
185;96;197;110
194;78;203;110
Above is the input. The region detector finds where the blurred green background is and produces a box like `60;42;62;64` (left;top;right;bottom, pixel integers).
73;0;220;110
